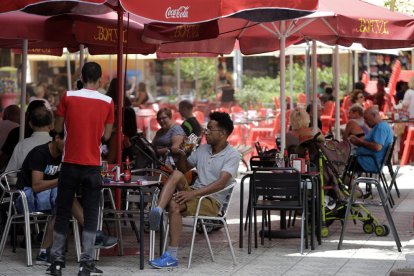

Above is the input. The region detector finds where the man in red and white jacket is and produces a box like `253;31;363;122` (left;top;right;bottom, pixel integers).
48;62;114;276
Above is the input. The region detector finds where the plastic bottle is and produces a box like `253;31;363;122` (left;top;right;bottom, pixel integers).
123;156;131;183
305;148;310;172
284;149;289;167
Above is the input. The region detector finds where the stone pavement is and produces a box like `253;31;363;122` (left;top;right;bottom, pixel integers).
1;166;414;276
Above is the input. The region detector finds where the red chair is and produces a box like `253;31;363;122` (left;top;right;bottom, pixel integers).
400;126;414;166
321;101;335;134
230;105;243;113
193;111;205;125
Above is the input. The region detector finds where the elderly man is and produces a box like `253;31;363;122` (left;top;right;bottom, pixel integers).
349;106;393;172
148;112;240;269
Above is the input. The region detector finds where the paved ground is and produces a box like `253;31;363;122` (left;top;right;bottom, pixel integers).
1;165;414;276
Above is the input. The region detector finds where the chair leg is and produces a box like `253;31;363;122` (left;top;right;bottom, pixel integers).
261;210;265;245
23;210;33;266
0;208;13;260
338;180;358;250
200;219;214;262
254;209;258;248
187;216;199;269
222;219;236;265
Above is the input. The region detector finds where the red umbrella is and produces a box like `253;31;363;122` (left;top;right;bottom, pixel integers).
0;0;319;212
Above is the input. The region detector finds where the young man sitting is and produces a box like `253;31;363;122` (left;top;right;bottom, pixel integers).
148;112;240;268
16;130;117;266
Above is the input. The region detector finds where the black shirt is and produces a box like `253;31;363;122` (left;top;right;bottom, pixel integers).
181;117;202;138
16;143;61;190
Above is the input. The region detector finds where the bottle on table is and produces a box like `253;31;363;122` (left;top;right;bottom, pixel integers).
284;149;289;167
305;148;310;172
123;156;131;183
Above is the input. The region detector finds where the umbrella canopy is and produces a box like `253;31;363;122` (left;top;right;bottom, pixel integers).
1;0;318;22
157;0;414;55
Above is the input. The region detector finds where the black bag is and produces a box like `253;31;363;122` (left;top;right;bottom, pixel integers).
130;133;164;169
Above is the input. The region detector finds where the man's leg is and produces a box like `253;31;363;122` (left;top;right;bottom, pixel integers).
50;164;78;264
79;166;101;263
149;170;187;231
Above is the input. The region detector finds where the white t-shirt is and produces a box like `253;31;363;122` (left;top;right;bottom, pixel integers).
403;88;414;118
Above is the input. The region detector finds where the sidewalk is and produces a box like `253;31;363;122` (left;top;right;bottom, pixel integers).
1;166;414;276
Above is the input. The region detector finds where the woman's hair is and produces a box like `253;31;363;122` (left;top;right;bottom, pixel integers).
137;82;146;92
349;103;364;116
157;108;172;119
290;107;310;130
350;89;364;103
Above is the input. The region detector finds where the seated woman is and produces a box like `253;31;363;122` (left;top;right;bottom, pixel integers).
152;108;186;167
286;107;323;152
350;89;365;106
132;82;153;107
343;104;369;139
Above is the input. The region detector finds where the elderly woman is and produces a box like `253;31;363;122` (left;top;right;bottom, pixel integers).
402;76;414;118
343;104;369;139
152;108;186;165
350;89;365;105
286;107;323;150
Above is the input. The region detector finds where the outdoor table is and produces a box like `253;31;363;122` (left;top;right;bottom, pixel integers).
239;170;321;252
99;178;161;270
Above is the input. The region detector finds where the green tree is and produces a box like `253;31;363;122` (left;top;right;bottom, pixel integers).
175;58;217;100
236;63;347;109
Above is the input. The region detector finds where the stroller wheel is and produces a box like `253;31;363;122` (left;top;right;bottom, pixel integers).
363;222;375;234
321;226;329;238
375;225;389;236
383;225;390;236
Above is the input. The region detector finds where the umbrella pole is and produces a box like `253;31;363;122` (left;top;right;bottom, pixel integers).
79;44;85;70
289;53;294;109
311;40;318;134
115;7;124;210
411;48;414;71
19;39;28;141
305;42;310;106
354;50;359;83
279;21;286;153
334;45;340;139
66;50;72;91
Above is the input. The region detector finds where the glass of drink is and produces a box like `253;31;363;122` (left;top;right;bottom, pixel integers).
101;161;108;177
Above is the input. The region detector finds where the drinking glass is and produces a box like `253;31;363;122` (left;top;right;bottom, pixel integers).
101;161;109;177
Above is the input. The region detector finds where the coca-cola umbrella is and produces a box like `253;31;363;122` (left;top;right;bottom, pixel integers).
0;0;318;162
156;0;414;150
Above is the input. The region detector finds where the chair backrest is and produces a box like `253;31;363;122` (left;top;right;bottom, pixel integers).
0;169;20;193
385;136;398;167
252;168;302;206
249;156;276;170
217;183;236;218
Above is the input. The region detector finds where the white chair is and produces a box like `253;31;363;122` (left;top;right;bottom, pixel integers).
0;170;81;266
162;183;237;268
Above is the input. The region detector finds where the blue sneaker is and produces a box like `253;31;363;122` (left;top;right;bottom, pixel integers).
149;252;178;269
149;208;162;231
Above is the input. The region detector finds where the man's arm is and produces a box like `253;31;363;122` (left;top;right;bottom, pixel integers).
174;171;232;205
31;170;58;193
175;149;194;173
349;135;382;151
102;123;113;142
55;116;64;133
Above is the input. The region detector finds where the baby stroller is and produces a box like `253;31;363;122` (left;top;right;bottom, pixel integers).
300;134;390;238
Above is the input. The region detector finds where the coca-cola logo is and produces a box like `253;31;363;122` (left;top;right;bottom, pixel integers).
165;6;189;19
